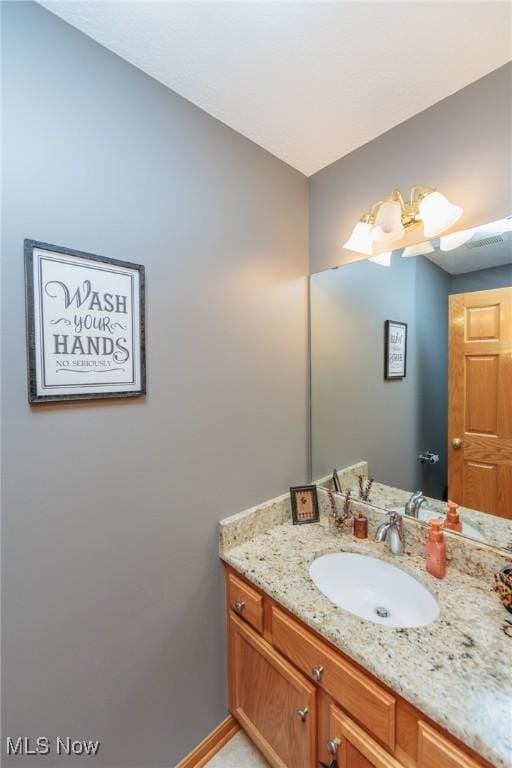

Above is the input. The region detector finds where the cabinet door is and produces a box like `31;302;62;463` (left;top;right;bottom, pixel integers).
329;705;402;768
228;612;316;768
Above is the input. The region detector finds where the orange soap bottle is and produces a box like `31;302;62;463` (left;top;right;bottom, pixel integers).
425;520;446;579
444;500;462;532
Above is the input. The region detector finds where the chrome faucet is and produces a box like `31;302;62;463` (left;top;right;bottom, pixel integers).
405;490;427;519
375;512;404;555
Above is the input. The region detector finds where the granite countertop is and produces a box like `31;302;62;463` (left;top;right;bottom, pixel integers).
220;509;512;768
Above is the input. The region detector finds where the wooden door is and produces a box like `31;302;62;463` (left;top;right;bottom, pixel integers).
328;705;402;768
448;287;512;518
228;612;316;768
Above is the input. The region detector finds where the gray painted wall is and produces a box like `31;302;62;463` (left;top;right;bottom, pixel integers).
309;63;512;273
450;263;512;294
1;4;308;766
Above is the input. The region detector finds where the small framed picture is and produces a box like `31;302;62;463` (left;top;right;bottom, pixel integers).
290;485;319;525
24;239;146;403
384;320;407;379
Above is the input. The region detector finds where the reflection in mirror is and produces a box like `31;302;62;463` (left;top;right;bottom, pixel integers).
311;216;512;552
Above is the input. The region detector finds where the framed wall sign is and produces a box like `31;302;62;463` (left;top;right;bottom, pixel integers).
25;239;146;403
384;320;407;379
290;485;319;525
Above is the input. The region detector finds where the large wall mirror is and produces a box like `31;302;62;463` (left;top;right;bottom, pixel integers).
310;216;512;552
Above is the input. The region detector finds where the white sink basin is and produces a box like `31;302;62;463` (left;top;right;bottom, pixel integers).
389;505;485;543
309;552;439;628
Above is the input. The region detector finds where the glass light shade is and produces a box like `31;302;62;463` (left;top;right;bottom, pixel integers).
368;252;392;267
370;200;405;243
419;192;463;238
402;241;435;258
343;221;374;255
440;228;475;251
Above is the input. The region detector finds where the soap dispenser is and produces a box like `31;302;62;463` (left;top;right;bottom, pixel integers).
443;500;462;532
425;519;446;579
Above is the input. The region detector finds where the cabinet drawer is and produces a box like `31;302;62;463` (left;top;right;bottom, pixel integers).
272;606;396;751
417;721;482;768
227;573;263;634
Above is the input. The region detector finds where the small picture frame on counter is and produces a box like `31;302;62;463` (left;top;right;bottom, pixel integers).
290;485;319;525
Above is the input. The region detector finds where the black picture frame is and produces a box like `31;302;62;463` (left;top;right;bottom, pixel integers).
24;239;146;404
290;485;319;525
384;320;407;380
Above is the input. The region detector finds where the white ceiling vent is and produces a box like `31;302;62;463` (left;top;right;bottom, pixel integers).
465;235;505;249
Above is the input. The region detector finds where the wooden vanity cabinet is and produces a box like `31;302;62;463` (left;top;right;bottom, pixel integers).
225;566;492;768
228;613;317;768
272;606;396;751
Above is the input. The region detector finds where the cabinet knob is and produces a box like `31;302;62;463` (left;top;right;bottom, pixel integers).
311;665;324;682
451;438;463;449
233;600;245;614
296;707;309;722
327;738;341;755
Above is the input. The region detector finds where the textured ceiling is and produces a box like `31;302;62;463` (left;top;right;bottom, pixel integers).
38;1;511;176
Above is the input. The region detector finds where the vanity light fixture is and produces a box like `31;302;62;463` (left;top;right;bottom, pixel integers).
344;186;462;256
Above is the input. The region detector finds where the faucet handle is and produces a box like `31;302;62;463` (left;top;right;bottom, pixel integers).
389;522;404;555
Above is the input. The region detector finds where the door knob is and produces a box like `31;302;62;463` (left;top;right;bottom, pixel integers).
311;665;324;682
452;438;463;449
326;737;341;755
233;600;245;614
296;707;309;722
